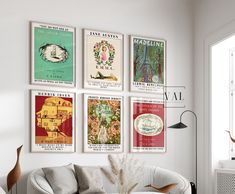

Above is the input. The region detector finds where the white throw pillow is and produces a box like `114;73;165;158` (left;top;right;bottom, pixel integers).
42;164;78;194
74;165;106;194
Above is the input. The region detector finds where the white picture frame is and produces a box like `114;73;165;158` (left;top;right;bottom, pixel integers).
31;21;76;87
84;94;123;153
31;90;75;152
130;35;166;93
83;29;124;91
130;96;166;153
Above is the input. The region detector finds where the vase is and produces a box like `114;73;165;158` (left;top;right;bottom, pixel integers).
7;145;23;191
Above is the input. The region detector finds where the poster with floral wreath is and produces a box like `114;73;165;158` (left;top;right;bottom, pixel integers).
31;22;75;87
130;97;165;152
83;29;123;90
31;90;75;152
84;94;123;153
130;35;166;93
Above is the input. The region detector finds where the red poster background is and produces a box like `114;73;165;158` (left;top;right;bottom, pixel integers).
133;102;164;148
35;96;73;137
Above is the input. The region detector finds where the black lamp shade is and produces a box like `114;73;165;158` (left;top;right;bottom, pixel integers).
168;122;187;129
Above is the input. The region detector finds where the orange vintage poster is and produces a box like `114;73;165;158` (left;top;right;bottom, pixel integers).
31;90;75;152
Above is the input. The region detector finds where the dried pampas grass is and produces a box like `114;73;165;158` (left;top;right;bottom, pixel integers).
119;169;124;185
101;154;144;194
108;154;119;175
100;167;116;184
127;183;138;194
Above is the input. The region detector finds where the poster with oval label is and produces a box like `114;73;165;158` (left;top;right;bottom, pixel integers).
31;22;75;87
83;29;123;91
130;97;165;152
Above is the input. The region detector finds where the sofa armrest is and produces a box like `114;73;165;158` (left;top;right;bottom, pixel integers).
27;170;54;194
152;167;191;194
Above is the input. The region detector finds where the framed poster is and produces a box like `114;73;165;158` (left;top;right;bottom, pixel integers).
83;29;123;91
84;94;123;153
130;35;166;93
31;22;75;87
130;97;166;152
31;90;75;152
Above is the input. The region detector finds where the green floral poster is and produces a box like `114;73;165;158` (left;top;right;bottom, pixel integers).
130;36;166;93
31;22;75;87
84;94;123;153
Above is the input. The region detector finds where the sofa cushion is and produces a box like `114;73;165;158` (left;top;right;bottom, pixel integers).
42;164;78;194
34;173;54;194
74;165;105;194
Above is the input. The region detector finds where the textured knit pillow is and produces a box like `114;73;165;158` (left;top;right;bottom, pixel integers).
74;165;106;194
42;164;78;194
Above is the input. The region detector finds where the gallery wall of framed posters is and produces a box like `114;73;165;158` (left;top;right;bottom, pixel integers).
31;22;76;87
84;94;123;153
130;35;166;93
31;90;75;152
29;20;168;154
83;29;124;91
130;97;166;153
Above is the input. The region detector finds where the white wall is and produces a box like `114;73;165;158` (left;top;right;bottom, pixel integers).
0;0;194;193
194;0;235;193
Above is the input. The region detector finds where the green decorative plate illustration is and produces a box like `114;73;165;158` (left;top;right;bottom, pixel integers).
39;44;68;63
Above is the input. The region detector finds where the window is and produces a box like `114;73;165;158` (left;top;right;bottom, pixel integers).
211;35;235;170
230;49;235;158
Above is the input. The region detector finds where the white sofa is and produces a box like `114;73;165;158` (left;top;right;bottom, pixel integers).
0;187;5;194
27;165;191;194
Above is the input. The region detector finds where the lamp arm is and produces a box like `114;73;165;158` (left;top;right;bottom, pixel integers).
180;110;197;123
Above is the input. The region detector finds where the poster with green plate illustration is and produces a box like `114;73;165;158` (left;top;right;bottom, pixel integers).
31;22;75;87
